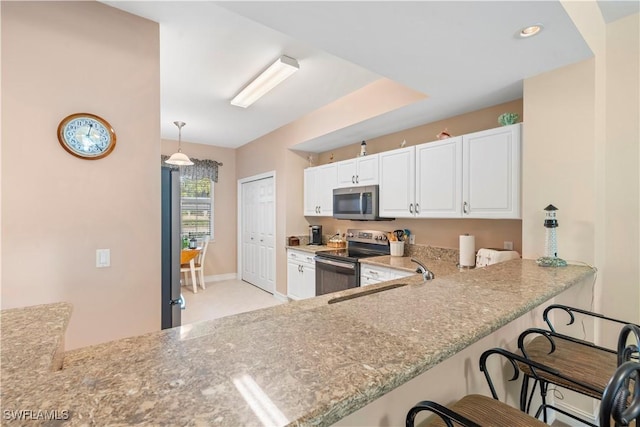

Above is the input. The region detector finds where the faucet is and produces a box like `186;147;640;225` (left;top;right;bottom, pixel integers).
411;258;435;281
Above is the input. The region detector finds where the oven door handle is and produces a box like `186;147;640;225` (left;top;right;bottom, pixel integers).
360;193;364;215
315;257;356;270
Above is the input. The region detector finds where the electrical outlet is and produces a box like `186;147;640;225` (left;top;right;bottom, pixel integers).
503;241;514;250
409;235;416;244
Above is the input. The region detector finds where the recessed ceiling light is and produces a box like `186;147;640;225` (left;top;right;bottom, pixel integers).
519;24;544;38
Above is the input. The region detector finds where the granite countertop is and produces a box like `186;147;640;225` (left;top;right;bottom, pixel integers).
0;302;72;376
1;260;595;426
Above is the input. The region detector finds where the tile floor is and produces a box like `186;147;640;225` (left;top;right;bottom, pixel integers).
181;279;285;325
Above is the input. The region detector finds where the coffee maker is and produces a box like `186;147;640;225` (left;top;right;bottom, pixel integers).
309;225;323;245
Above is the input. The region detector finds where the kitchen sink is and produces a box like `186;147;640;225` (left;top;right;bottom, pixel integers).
327;283;410;304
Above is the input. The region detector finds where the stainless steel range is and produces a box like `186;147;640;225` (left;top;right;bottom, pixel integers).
315;229;390;296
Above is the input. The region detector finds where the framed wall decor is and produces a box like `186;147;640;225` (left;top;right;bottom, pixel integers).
57;113;116;160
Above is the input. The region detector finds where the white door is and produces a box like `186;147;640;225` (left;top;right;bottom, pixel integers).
416;137;463;218
378;146;416;218
256;177;275;292
242;179;258;285
241;176;275;293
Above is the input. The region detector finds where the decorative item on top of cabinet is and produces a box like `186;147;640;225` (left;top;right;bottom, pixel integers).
359;141;367;157
436;128;451;140
498;112;519;126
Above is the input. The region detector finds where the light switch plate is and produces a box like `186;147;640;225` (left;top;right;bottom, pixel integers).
96;249;110;267
409;235;416;244
503;241;514;250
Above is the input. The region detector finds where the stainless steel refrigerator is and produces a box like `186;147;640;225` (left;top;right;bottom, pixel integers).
161;167;183;329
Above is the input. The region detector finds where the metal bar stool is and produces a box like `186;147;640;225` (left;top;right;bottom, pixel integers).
406;350;640;427
517;305;640;423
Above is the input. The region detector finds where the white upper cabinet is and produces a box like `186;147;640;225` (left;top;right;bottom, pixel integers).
415;137;463;218
462;124;521;219
379;146;416;218
304;163;337;216
335;154;379;188
378;124;522;219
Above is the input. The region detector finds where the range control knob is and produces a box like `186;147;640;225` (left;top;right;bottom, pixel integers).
381;235;387;241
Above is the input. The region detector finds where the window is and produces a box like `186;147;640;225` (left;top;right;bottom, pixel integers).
181;177;213;240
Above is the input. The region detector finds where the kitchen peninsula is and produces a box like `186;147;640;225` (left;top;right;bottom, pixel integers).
1;260;594;426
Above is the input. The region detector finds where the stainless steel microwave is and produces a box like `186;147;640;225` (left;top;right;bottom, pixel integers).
333;185;390;221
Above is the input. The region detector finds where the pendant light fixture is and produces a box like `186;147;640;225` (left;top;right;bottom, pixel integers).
165;121;193;166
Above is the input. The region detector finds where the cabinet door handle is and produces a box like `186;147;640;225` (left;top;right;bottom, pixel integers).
356;175;359;183
415;203;420;214
352;175;355;184
409;203;414;214
463;201;469;214
298;265;302;272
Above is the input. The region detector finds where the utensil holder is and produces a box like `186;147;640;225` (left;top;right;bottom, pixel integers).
390;241;404;257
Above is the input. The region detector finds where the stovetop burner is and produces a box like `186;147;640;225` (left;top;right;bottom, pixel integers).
315;229;390;262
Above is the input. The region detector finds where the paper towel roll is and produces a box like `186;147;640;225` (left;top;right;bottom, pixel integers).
459;234;476;267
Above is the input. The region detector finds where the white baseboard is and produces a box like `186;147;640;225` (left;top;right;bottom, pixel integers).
551;401;598;426
203;273;237;283
273;291;290;302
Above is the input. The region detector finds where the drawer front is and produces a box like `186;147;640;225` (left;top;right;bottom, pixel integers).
360;265;389;281
288;250;316;267
387;268;414;280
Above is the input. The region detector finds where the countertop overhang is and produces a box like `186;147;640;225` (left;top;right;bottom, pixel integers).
0;260;595;426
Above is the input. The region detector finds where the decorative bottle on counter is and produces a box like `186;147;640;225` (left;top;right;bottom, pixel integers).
182;235;189;249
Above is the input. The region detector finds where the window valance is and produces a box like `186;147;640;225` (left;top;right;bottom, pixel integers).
161;156;223;183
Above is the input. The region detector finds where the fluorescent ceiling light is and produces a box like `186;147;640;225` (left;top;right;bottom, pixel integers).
231;55;299;108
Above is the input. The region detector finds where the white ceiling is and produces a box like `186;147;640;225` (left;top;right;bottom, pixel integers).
102;1;635;153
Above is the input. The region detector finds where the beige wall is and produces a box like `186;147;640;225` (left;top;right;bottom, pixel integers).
523;5;639;421
522;59;597;262
603;12;640;331
161;139;237;278
1;2;161;350
237;79;426;295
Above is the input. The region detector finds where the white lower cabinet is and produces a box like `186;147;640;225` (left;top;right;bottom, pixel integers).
287;249;316;300
360;264;413;286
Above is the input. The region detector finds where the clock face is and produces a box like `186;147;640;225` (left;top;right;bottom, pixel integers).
57;113;116;159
